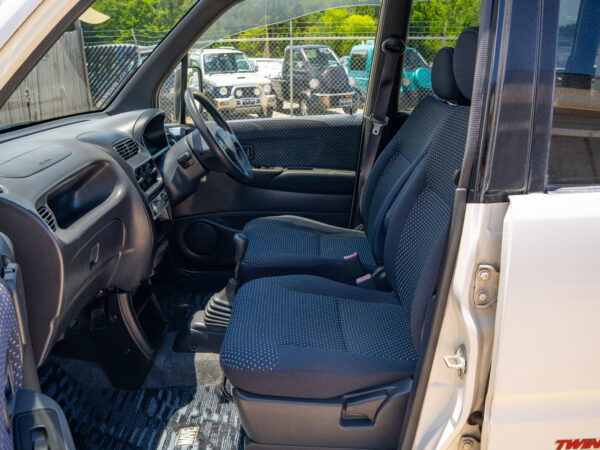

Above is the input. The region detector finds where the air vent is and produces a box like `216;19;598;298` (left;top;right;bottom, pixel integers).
113;138;139;160
37;206;57;231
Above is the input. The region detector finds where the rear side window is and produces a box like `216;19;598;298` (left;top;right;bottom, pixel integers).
547;0;600;186
401;2;480;112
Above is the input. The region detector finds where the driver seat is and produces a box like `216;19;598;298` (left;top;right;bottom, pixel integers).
239;44;469;283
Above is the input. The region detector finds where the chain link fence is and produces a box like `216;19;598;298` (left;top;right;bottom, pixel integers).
157;19;478;122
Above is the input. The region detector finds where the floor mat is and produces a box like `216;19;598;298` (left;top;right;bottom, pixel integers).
40;362;240;450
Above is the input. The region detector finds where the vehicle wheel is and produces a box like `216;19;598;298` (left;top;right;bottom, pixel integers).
299;99;309;116
259;107;273;118
344;104;358;115
275;99;284;112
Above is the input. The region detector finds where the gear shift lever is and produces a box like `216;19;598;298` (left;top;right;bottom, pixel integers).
174;232;249;350
233;232;248;281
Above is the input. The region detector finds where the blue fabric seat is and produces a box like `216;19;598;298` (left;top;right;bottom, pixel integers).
220;275;415;398
221;26;479;401
239;45;465;283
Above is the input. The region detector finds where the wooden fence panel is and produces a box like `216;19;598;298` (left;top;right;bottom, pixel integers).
0;31;92;127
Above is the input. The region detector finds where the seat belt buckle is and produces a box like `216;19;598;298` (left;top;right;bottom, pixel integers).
356;273;377;290
356;267;391;291
369;114;389;136
344;252;366;279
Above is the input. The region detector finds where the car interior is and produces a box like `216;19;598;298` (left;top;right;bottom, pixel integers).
0;0;489;448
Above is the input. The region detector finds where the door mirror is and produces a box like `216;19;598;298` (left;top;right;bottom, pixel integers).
158;58;203;124
188;66;202;91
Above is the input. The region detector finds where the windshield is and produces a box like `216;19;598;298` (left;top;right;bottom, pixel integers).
0;0;198;131
303;47;340;68
203;52;253;74
1;0;384;130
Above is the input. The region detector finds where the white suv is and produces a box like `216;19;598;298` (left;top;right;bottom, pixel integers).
190;48;276;118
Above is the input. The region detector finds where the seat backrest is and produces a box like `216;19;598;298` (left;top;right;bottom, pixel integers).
360;45;467;263
0;234;24;447
382;27;479;350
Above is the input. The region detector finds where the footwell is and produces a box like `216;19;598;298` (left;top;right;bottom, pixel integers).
39;362;241;450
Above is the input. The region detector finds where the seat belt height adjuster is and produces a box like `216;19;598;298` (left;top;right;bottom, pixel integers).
369;114;389;136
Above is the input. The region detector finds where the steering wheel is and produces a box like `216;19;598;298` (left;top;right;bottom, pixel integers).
184;87;253;183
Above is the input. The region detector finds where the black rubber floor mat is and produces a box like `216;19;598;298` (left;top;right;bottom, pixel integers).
39;362;241;450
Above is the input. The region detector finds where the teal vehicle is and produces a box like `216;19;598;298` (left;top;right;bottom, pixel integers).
347;43;432;106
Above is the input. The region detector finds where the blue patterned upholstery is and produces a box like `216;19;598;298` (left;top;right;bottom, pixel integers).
360;96;457;261
240;96;457;282
240;216;375;283
238;45;463;282
0;282;23;449
221;276;416;398
222;28;477;401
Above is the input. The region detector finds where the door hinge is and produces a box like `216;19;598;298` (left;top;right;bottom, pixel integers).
473;264;499;308
444;344;466;377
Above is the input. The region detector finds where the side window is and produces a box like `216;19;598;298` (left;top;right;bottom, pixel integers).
547;0;600;187
159;4;382;121
401;2;481;112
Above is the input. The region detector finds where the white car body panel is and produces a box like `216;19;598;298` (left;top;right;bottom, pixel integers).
203;72;272;89
483;192;600;450
413;203;506;449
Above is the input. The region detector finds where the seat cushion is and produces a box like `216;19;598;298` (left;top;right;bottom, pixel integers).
239;216;376;283
220;275;417;399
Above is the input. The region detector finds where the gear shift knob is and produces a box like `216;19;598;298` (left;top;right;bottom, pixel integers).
233;232;248;280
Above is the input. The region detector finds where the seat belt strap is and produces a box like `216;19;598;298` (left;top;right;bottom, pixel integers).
357;36;406;214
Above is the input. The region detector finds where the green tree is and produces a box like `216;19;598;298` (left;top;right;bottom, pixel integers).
409;0;481;61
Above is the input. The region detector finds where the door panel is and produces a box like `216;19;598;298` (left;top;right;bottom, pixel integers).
230;114;362;170
160;2;383;273
170;113;363;272
171;170;354;272
483;192;600;450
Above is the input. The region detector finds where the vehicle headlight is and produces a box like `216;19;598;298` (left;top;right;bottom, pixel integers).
402;77;411;88
254;87;261;96
262;84;271;94
219;86;229;96
235;89;243;98
348;77;356;87
309;78;320;90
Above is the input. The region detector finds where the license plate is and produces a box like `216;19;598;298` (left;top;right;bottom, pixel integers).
339;98;352;106
242;99;256;106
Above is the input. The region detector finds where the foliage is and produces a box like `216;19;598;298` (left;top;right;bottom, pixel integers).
82;0;481;60
408;0;481;60
83;0;197;44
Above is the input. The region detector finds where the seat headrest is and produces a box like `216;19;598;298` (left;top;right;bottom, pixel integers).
453;27;479;104
431;47;462;103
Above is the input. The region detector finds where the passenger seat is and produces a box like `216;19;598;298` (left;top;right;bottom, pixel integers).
220;27;479;449
238;40;472;283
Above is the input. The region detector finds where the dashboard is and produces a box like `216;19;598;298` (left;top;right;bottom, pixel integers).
0;109;190;364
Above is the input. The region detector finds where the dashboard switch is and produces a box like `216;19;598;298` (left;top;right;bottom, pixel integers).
177;152;194;169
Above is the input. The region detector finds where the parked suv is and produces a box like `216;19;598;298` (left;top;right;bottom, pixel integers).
271;44;359;115
347;43;432;108
190;48;276;118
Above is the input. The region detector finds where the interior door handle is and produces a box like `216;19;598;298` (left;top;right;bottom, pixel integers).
241;145;254;160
